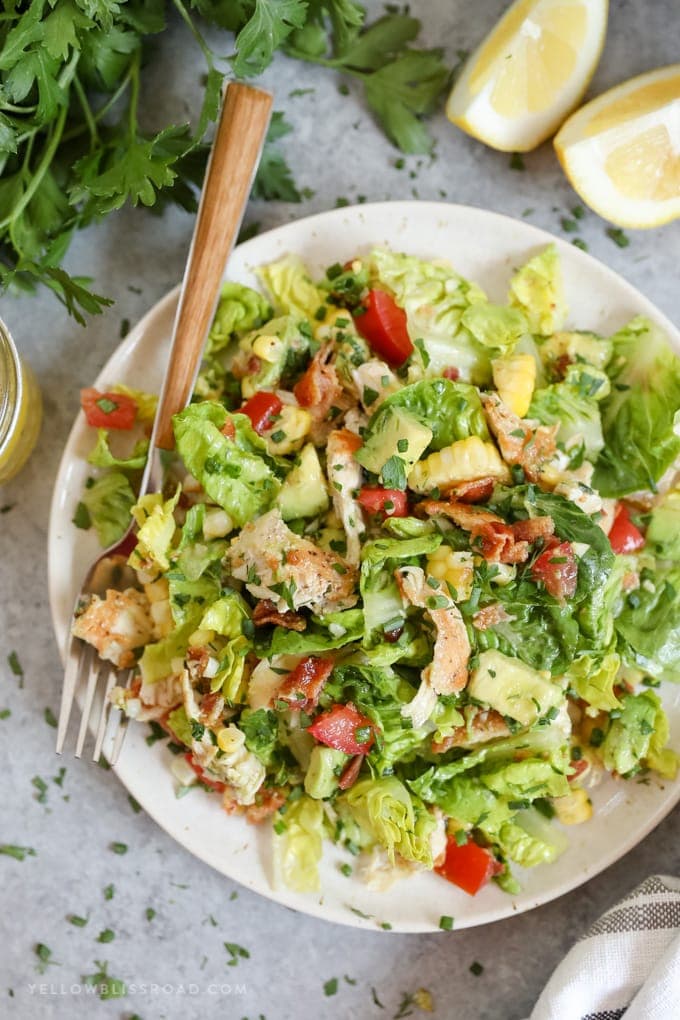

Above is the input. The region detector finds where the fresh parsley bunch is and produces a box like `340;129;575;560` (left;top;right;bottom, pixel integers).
0;1;449;322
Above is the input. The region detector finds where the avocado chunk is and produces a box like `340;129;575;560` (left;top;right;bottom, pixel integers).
468;650;562;727
356;406;432;478
304;745;347;799
277;444;330;521
647;491;680;560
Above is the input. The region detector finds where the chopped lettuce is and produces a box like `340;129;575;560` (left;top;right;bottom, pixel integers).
87;430;149;471
175;504;227;582
236;314;312;397
495;819;561;867
615;567;680;682
207;281;271;354
258;254;325;320
272;795;325;893
81;471;135;548
369;248;490;384
460;303;528;355
130;486;180;572
362;378;489;453
199;591;251;637
601;690;677;778
173;402;279;528
168;572;221;626
565;652;622;713
594;317;680;497
139;619;199;684
167;705;192;746
266;612;364;655
646;491;680;561
342;777;435;867
508;245;566;336
528;382;604;460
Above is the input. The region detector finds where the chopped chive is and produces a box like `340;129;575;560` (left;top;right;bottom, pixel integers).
439;915;454;930
44;707;57;728
110;842;128;855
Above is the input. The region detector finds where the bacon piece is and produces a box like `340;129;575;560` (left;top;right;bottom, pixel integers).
451;477;497;504
472;603;512;630
419;499;532;564
338;754;365;791
419;499;504;530
252;599;307;632
245;788;287;824
199;691;224;727
431;709;510;754
294;342;348;443
481;392;557;482
511;516;555;543
277;655;334;712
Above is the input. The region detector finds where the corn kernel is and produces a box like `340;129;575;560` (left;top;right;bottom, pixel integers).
427;547;474;601
203;507;234;539
553;787;593;825
492;354;536;417
144;578;169;603
409;436;511;494
265;404;311;455
252;333;286;363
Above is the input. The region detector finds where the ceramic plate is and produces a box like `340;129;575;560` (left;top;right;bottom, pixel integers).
48;202;680;932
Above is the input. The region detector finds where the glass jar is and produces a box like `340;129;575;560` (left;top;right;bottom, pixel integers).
0;319;43;483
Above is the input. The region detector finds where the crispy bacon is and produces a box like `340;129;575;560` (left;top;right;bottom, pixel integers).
199;691;224;727
419;499;534;564
511;516;555;543
277;655;334;712
252;599;307;632
245;788;287;824
472;603;512;630
338;754;365;791
451;477;497;504
431;709;510;754
293;342;347;442
419;499;503;530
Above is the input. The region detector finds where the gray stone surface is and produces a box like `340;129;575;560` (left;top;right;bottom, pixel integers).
1;2;679;1018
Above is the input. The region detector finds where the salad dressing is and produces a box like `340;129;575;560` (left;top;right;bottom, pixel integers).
0;320;42;483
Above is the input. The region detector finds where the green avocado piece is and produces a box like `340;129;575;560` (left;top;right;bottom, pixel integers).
277;444;330;521
468;650;562;727
356;406;432;477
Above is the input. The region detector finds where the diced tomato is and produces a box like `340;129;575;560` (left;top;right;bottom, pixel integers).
353;289;413;366
568;758;588;782
240;391;282;434
531;541;578;600
184;753;226;793
306;702;375;755
221;418;236;440
608;503;645;555
277;656;334;712
358;486;408;519
81;388;136;430
435;836;503;896
443;367;460;381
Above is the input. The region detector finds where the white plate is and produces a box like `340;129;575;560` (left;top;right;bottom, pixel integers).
49;201;680;932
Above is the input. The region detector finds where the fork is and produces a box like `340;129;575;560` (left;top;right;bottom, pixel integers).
56;82;273;766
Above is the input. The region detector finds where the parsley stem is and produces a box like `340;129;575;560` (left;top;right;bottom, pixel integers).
60;69;134;146
172;0;215;67
128;49;141;140
0;102;68;233
73;76;98;150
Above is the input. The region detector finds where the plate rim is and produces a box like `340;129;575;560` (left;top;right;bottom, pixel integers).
48;199;680;932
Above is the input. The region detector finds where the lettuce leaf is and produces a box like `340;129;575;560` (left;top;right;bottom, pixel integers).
167;705;193;747
111;384;158;425
615;567;680;682
266;611;364;656
130;486;180;572
258;254;325;320
342;777;435;866
139;618;200;684
508;245;566;336
168;572;221;627
175;504;228;582
207;281;271;354
646;491;680;561
460;303;528;355
81;471;135;548
363;378;489;453
594;317;680;497
173;402;279;527
87;430;149;472
495;820;561;867
565;651;622;713
601;690;677;777
273;795;325;893
529;382;604;460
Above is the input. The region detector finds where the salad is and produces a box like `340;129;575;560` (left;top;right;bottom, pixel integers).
72;244;680;899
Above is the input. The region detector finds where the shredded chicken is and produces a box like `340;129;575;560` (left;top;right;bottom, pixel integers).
110;674;183;722
395;565;470;694
326;428;366;566
431;709;510;754
472;603;513;630
245;788;287;824
481;392;558;483
293;342;348;444
72;588;153;669
252;599;307;632
227;508;358;615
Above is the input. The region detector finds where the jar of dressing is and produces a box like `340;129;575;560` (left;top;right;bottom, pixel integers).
0;319;42;483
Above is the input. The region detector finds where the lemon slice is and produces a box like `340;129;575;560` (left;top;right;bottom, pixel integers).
447;0;608;152
555;64;680;228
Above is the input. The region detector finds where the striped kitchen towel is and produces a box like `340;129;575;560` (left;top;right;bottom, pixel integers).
530;875;680;1020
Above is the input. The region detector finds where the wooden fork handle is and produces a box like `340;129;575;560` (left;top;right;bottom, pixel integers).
154;82;273;449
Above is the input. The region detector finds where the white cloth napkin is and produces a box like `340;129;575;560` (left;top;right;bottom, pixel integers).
530;875;680;1020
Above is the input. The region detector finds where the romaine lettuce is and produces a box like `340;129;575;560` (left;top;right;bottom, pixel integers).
81;471;135;548
130;486;180;572
601;690;676;777
529;382;604;459
460;303;528;355
646;491;680;561
594;317;680;497
257;254;325;320
508;245;566;336
342;777;435;866
173;402;279;527
272;795;325;893
87;429;149;471
207;281;271;354
615;567;680;682
565;652;622;713
362;378;489;453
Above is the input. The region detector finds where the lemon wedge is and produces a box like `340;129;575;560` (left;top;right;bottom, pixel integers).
447;0;608;152
554;64;680;228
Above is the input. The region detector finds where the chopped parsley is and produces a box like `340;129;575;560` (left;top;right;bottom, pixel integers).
7;651;23;686
96;929;115;943
224;942;250;966
0;844;36;860
44;707;57;728
68;914;89;927
470;961;484;976
606;226;630;248
509;152;525;171
323;977;338;996
110;842;128;855
104;884;115;900
145;907;156;922
439;915;454;930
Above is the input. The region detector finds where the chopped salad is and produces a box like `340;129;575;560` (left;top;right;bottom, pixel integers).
73;244;680;898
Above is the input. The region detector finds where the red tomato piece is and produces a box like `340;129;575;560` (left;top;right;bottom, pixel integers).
358;486;408;519
435;836;503;896
306;702;375;755
531;541;578;600
442;367;460;381
184;753;226;793
81;388;137;430
240;391;282;434
353;289;413;366
568;758;588;783
608;503;645;555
